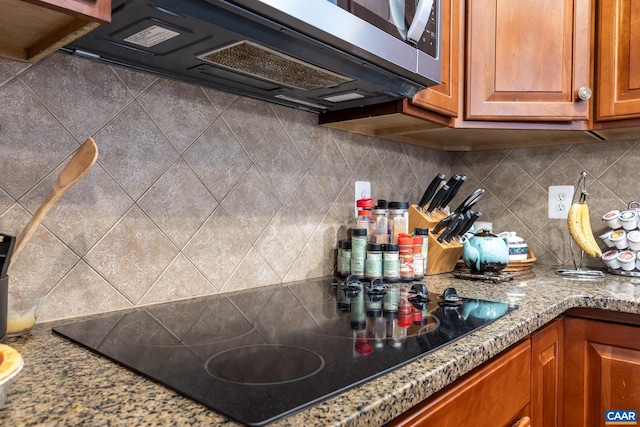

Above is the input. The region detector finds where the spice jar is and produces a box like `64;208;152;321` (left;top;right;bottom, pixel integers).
398;233;414;282
388;201;409;243
338;240;351;277
382;243;400;283
351;228;367;279
412;236;425;280
371;207;389;244
414;228;429;274
365;243;383;280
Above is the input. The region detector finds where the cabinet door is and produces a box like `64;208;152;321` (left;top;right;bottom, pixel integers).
388;340;531;427
411;0;460;117
531;319;563;427
596;0;640;121
466;0;592;121
564;317;640;427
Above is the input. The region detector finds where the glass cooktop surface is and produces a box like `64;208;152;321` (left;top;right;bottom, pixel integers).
53;277;516;426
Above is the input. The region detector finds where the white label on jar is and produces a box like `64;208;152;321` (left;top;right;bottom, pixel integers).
351;257;365;275
352;237;367;259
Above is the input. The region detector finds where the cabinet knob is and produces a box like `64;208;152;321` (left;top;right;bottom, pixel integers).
577;86;593;101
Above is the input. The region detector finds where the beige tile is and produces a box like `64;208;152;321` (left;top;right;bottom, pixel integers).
111;66;158;97
0;204;80;295
223;248;280;292
0;188;13;214
223;97;283;161
567;139;635;179
282;108;334;168
20;53;133;140
280;172;331;238
94;101;180;200
139;79;218;152
0;57;31;76
333;130;372;173
508;182;550;235
140;254;215;305
183;207;252;288
202;87;238;114
509;145;567;179
255;211;306;280
138;159;217;248
256;130;307;203
183;117;253;201
284;241;331;282
220;166;281;244
0;80;78;198
84;206;178;303
484;157;534;207
310;139;352;202
39;261;132;322
18;162;133;255
458;149;511;181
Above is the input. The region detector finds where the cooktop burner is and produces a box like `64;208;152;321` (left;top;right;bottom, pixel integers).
53;277;516;426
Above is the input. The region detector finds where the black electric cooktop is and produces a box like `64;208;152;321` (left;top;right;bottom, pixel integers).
53;277;516;426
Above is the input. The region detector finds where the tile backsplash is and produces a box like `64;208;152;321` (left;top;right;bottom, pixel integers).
1;53;638;322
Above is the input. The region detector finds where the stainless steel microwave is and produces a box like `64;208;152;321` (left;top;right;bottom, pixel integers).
62;0;442;112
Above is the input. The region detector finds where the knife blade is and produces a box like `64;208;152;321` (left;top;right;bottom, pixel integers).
418;173;446;210
426;184;450;215
439;175;467;210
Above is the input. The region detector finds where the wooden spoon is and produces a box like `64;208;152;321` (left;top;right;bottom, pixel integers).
10;138;98;264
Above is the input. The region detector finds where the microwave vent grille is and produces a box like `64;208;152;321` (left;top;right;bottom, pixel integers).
197;40;353;91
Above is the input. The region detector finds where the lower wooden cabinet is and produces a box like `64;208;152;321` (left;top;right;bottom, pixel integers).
531;318;563;427
388;340;531;426
563;315;640;427
389;311;640;427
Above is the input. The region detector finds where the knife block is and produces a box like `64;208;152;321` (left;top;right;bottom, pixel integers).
409;205;463;275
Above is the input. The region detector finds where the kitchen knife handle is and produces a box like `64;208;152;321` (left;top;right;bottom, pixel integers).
440;175;467;209
432;214;452;234
418;173;446;209
426;184;450;214
459;212;482;237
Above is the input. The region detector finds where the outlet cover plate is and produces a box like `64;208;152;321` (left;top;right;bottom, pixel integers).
548;185;574;219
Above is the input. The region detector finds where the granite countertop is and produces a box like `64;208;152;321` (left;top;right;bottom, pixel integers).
2;266;640;426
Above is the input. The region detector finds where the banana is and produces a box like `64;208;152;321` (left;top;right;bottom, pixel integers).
567;193;602;258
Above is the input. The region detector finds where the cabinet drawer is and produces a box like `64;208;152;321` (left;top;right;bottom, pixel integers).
390;340;531;427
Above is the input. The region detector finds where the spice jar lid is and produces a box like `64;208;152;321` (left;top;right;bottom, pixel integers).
352;228;367;236
388;201;409;210
383;243;399;251
414;228;429;236
356;198;374;208
398;234;413;245
367;243;383;251
413;236;424;244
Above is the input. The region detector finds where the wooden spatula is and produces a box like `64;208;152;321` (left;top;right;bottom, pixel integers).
10;138;98;264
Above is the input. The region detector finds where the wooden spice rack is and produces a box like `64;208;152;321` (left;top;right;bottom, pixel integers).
408;205;464;275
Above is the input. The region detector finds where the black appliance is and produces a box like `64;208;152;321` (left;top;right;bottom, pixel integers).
60;0;441;113
53;277;515;426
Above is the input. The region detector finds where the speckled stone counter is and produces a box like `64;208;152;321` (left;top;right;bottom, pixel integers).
2;266;640;427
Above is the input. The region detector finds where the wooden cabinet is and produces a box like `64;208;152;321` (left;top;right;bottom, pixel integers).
465;0;592;122
531;318;563;427
0;0;110;63
388;340;531;427
563;313;640;427
595;0;640;121
410;0;461;118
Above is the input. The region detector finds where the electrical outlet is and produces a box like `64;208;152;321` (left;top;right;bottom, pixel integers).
548;185;575;219
355;181;371;217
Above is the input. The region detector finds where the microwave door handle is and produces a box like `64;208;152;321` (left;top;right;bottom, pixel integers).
406;0;434;44
388;0;408;39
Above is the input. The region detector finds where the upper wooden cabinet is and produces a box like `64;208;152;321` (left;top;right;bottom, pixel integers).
0;0;110;63
596;0;640;121
410;0;460;118
465;0;592;122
